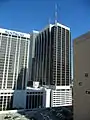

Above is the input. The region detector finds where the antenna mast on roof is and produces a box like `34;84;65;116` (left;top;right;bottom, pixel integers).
55;4;57;24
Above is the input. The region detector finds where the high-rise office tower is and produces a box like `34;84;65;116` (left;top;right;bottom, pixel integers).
31;23;71;86
0;28;30;110
30;23;72;107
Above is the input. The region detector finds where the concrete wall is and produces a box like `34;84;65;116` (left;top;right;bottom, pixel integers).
13;90;26;109
74;33;90;120
45;89;51;107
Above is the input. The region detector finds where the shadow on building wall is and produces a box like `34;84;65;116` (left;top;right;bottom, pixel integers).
4;67;27;111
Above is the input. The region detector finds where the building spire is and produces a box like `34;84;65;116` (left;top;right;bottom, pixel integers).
55;4;57;24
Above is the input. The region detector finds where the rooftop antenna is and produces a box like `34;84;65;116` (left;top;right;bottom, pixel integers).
55;4;57;24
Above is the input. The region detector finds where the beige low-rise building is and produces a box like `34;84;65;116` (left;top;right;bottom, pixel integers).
73;31;90;120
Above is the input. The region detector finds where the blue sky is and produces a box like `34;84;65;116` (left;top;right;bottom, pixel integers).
0;0;90;39
0;0;90;78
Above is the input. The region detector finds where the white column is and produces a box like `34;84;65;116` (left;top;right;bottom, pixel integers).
60;27;62;85
0;34;2;48
2;36;9;89
5;35;12;89
25;40;30;89
41;33;44;85
43;32;46;84
12;37;18;89
69;31;71;85
45;30;48;85
65;29;66;86
49;26;51;85
0;34;2;88
22;40;27;89
34;41;36;81
35;37;38;81
39;34;41;83
15;37;21;90
37;36;40;82
55;24;58;86
45;89;51;107
65;89;66;105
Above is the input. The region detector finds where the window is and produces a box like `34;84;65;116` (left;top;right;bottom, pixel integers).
86;90;90;94
79;82;82;86
85;73;88;77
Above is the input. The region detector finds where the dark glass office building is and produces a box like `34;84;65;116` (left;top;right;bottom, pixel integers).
31;23;71;86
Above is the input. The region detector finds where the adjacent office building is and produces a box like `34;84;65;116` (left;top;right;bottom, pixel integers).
0;28;30;110
31;23;71;86
73;31;90;120
30;23;72;107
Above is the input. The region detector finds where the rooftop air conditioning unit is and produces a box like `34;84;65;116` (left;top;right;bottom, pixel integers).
33;81;39;88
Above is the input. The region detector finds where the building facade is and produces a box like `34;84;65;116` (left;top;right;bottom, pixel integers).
31;23;71;86
73;32;90;120
26;86;51;109
51;86;72;107
30;23;72;107
0;28;30;110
